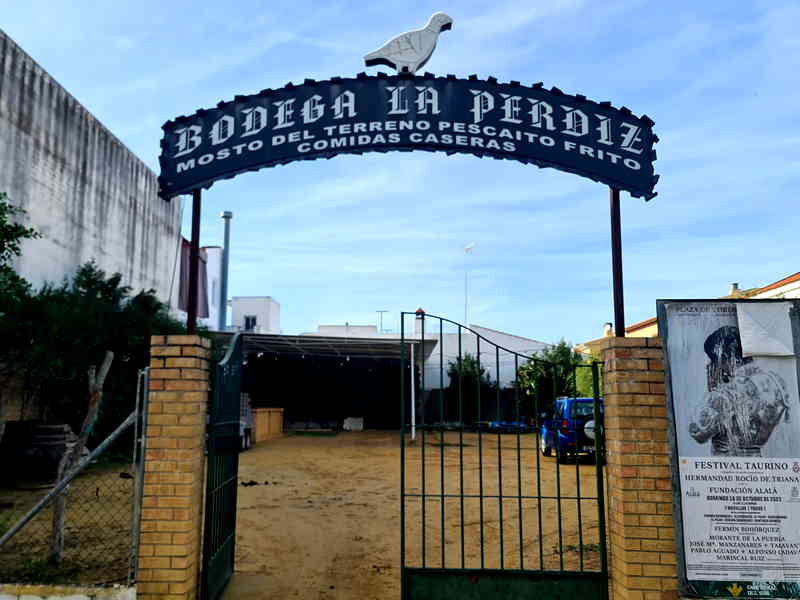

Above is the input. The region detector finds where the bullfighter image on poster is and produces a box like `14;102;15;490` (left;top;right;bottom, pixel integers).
658;300;800;598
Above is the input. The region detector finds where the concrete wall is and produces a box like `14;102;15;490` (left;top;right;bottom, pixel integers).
204;246;222;329
0;29;181;301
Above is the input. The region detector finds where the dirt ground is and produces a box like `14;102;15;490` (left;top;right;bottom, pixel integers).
227;430;604;600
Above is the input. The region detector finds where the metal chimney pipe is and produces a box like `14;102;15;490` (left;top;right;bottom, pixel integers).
218;211;233;332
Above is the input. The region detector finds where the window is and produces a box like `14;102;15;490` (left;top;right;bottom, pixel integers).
555;403;565;419
244;315;257;331
570;402;596;418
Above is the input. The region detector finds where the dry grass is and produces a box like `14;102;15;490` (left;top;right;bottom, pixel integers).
0;464;135;585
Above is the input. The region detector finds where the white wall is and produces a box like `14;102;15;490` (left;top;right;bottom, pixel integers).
312;324;388;338
301;320;549;391
231;297;280;334
0;29;181;301
751;278;800;299
201;246;222;330
419;326;550;391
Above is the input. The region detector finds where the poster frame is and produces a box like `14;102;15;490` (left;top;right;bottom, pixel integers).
657;298;800;598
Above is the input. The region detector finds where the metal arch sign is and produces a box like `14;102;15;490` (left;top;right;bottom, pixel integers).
158;73;659;200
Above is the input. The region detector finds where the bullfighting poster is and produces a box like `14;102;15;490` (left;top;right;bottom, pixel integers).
658;299;800;598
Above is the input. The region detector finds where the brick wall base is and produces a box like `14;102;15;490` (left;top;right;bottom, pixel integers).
601;337;679;600
137;335;210;600
134;334;684;599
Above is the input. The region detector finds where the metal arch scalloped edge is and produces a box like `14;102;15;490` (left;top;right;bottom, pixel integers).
160;72;658;130
158;73;660;200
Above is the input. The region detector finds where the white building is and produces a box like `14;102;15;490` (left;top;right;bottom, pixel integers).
745;273;800;299
231;297;280;334
201;246;222;330
302;321;550;390
417;324;550;391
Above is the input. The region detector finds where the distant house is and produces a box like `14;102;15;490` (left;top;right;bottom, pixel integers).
745;272;800;300
230;297;281;334
577;272;800;354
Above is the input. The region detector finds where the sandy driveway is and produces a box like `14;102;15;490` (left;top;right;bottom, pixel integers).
225;431;603;600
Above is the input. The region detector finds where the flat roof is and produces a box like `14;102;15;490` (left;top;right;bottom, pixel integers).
215;332;434;361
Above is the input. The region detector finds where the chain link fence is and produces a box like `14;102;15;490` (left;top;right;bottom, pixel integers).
0;370;147;586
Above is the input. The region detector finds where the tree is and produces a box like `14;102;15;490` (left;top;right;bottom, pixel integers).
0;192;40;267
0;261;185;564
447;352;492;387
0;193;39;443
574;351;603;398
444;353;497;423
0;195;189;563
49;350;114;564
517;340;595;418
1;261;185;457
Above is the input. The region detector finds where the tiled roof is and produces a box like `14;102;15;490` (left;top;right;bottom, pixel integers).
754;271;800;295
625;316;657;334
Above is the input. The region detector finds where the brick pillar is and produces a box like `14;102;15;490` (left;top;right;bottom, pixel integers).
601;337;679;600
137;335;210;600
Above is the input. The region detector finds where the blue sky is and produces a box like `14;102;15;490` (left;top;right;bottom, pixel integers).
3;0;799;343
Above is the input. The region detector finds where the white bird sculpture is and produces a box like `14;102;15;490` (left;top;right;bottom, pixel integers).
364;12;453;75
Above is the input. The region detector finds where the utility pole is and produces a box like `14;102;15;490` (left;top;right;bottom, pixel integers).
187;190;201;334
464;242;475;325
376;310;388;334
218;211;233;332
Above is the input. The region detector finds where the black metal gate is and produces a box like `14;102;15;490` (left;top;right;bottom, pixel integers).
400;312;607;600
202;333;243;600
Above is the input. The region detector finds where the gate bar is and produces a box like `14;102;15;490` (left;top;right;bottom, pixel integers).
553;363;564;570
514;354;524;570
533;382;544;570
439;319;445;568
400;315;406;581
410;342;416;441
496;346;504;569
458;326;465;569
420;313;427;568
477;336;485;569
574;366;585;571
592;362;609;584
130;367;150;584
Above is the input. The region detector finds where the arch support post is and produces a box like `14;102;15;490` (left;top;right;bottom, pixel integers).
610;187;625;337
